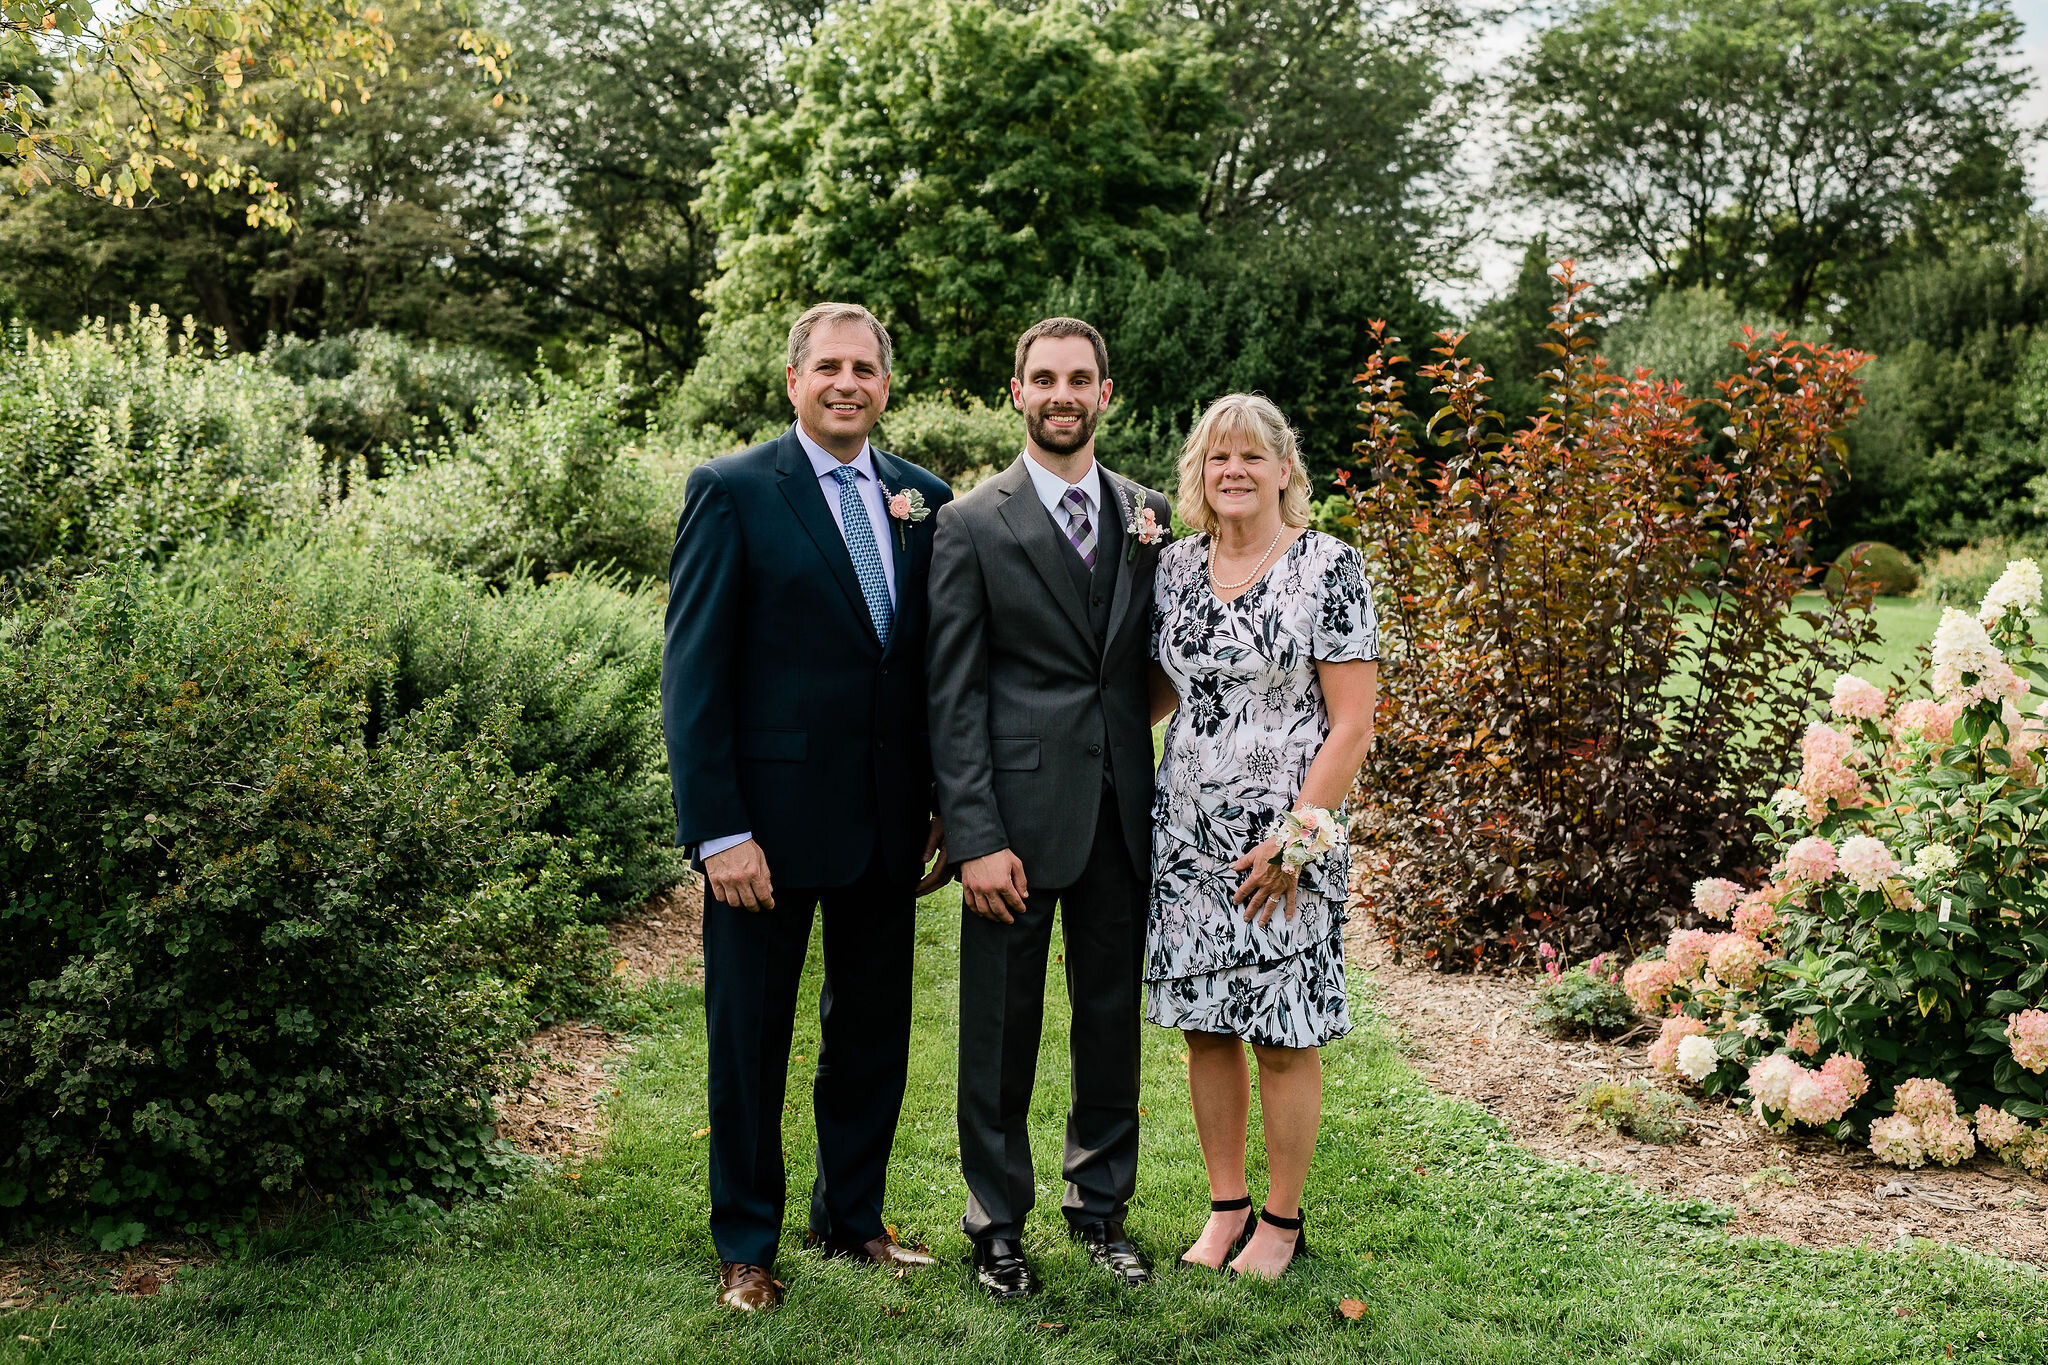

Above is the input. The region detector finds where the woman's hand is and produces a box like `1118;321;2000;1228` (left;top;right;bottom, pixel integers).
1231;838;1299;927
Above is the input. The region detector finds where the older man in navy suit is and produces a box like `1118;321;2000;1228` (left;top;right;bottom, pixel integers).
661;302;952;1312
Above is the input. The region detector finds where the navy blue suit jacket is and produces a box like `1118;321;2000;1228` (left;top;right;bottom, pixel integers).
661;426;954;890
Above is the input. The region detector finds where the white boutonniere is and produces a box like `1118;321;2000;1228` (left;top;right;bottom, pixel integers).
884;485;929;550
1121;487;1167;561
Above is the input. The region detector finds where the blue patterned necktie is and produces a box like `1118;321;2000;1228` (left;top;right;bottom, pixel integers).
830;465;894;649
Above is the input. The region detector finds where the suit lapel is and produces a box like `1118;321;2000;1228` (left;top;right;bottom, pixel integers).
774;429;881;649
994;458;1096;645
1097;468;1140;658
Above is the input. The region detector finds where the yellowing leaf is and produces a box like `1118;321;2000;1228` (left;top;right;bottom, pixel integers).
1338;1299;1369;1320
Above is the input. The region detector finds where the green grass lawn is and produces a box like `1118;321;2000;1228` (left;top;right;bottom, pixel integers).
11;885;2048;1364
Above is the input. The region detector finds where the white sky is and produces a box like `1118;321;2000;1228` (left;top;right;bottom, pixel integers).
1441;0;2048;312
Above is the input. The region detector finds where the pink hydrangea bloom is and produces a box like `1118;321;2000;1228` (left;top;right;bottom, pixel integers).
1622;958;1683;1015
1830;674;1888;721
1820;1052;1869;1104
1747;1053;1803;1112
1784;1018;1820;1056
1891;698;1962;746
1707;934;1766;989
2007;1009;2048;1074
1797;722;1867;819
1666;928;1714;980
1784;836;1837;885
1975;1105;2029;1152
1785;1067;1853;1125
1892;1077;1958;1125
1691;877;1742;921
1650;1015;1712;1076
1921;1111;1977;1166
1732;896;1779;939
2014;1132;2048;1177
1869;1114;1926;1168
1836;835;1898;893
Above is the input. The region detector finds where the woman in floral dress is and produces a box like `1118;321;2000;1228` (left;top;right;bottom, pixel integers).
1147;393;1379;1279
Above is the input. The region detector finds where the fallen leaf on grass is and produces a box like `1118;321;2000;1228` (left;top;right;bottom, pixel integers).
1895;1307;1911;1318
1413;1164;1427;1176
130;1272;160;1297
882;1308;906;1318
692;1127;711;1139
1035;1322;1065;1333
1338;1299;1369;1320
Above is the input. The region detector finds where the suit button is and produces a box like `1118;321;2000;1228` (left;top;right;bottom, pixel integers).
1087;742;1102;756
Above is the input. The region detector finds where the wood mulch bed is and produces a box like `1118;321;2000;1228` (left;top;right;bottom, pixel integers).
1346;921;2048;1265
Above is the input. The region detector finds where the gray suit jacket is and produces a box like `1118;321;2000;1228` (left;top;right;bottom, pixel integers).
927;456;1173;890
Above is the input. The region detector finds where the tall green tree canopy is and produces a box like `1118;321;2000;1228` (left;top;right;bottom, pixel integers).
1507;0;2036;320
681;0;1225;431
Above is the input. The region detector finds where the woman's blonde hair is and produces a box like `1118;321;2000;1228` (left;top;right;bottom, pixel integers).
1176;392;1312;536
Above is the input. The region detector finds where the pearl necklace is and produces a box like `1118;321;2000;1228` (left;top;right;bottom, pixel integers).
1208;523;1286;592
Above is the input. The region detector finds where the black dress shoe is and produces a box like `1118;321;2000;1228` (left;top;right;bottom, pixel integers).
970;1237;1040;1299
1070;1219;1152;1286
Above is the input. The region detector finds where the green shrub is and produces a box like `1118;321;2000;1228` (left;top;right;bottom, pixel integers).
1920;536;2048;606
1526;953;1638;1038
223;541;684;912
1826;541;1919;597
342;349;672;586
1604;285;1787;407
0;567;609;1232
1568;1078;1691;1144
263;329;526;480
874;394;1022;489
0;311;320;585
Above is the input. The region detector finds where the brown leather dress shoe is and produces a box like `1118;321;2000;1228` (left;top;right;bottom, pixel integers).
717;1262;784;1311
822;1231;937;1269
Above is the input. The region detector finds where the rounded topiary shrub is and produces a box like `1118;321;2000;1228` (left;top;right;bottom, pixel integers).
1827;541;1919;596
0;567;606;1234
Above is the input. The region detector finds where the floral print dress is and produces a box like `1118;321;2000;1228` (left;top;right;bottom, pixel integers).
1146;530;1379;1048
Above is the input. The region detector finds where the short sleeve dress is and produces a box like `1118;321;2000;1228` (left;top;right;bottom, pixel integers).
1146;530;1379;1048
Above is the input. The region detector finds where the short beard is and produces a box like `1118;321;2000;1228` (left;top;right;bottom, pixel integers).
1026;403;1098;455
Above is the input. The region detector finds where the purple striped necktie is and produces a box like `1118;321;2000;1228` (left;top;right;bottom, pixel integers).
1059;486;1097;569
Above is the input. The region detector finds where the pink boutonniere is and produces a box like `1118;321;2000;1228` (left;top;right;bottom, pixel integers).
885;485;930;550
1122;488;1167;561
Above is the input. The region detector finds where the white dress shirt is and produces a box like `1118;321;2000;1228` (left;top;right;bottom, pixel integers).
701;423;899;862
1020;450;1104;533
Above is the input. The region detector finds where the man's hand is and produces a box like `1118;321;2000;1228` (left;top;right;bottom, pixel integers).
915;817;949;897
960;849;1029;925
706;839;776;912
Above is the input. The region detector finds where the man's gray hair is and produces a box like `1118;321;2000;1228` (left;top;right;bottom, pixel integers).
787;302;893;374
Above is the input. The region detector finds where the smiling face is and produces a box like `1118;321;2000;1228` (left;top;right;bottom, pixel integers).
787;318;891;456
1203;431;1289;527
1010;334;1112;458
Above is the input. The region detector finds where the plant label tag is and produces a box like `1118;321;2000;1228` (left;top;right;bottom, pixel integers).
1938;898;1952;923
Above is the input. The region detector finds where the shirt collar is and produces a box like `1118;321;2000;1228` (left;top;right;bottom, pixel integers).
795;422;878;485
1020;449;1102;511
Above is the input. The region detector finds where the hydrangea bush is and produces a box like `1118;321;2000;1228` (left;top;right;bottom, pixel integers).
1631;561;2048;1169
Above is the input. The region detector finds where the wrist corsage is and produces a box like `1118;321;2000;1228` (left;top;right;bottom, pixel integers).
1266;806;1341;872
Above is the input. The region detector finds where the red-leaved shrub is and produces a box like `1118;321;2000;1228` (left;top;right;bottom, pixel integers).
1346;264;1879;968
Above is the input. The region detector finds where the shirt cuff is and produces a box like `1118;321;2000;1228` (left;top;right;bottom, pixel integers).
698;832;753;860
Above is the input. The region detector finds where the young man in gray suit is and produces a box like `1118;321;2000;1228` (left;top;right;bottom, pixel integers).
926;318;1172;1298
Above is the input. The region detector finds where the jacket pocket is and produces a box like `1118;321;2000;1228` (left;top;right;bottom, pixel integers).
737;728;807;762
991;736;1040;771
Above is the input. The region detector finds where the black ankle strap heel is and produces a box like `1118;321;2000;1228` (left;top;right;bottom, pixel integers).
1210;1196;1252;1212
1260;1206;1311;1259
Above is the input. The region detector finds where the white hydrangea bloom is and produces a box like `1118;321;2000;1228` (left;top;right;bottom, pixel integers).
1907;845;1960;881
1979;558;2044;625
1930;608;2002;700
1675;1034;1720;1083
1769;787;1806;819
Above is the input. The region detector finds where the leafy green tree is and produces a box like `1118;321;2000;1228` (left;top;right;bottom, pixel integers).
0;6;530;350
1507;0;2036;320
2;0;501;228
679;0;1224;436
1836;225;2048;549
1459;239;1562;430
476;0;820;380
